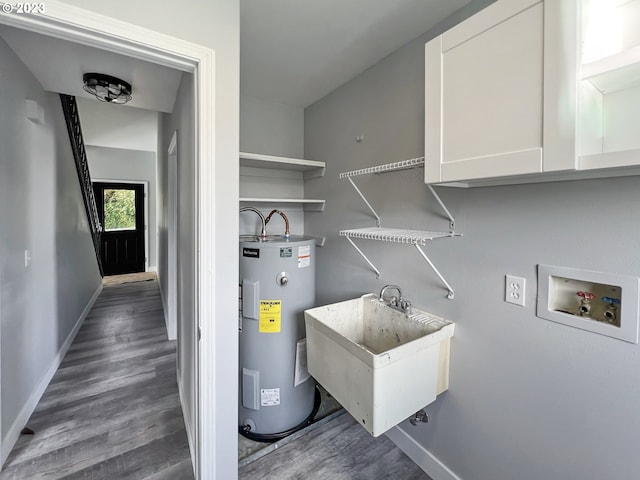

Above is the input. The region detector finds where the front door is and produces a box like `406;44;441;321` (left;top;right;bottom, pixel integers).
93;182;145;275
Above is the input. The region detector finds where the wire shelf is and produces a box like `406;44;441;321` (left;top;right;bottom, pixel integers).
338;154;459;299
339;157;425;178
339;227;456;246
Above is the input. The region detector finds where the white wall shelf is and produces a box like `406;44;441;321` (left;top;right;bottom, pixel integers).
582;45;640;94
239;152;327;246
239;152;326;209
240;152;326;179
239;197;326;212
339;157;425;178
339;157;461;299
339;227;454;244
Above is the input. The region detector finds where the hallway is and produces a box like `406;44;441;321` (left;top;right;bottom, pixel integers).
1;279;193;479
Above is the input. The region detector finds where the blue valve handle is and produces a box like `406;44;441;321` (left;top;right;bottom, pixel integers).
601;297;621;305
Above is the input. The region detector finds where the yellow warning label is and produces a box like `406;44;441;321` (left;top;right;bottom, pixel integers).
259;300;281;333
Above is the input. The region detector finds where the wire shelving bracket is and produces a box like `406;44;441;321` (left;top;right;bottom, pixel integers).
339;156;461;299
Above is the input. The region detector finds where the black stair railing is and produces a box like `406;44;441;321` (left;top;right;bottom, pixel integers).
59;94;103;276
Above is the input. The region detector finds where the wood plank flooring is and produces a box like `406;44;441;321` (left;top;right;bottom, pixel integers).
1;279;194;480
239;410;432;480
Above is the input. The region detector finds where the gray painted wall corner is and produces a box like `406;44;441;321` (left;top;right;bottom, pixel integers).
303;1;640;479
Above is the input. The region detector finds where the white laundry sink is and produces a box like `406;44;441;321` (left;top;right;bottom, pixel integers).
305;294;454;437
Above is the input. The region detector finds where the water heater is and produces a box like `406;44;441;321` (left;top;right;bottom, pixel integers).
239;235;317;440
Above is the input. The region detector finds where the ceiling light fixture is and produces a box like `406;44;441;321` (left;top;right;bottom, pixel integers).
82;73;132;104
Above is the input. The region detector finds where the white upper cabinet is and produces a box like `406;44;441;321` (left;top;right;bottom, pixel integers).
426;0;548;183
425;0;640;186
578;0;640;171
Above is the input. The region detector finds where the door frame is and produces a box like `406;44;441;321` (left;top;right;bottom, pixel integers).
167;133;178;341
93;179;150;273
0;3;221;478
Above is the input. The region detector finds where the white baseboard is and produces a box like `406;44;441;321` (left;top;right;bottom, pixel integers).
1;283;103;467
386;425;462;480
177;372;196;472
156;275;176;341
148;266;158;273
157;275;170;328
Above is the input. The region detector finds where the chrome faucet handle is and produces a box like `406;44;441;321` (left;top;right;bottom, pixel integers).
379;285;413;313
379;284;402;302
399;299;412;314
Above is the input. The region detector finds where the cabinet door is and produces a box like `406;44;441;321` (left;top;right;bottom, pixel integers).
425;0;545;183
578;0;640;171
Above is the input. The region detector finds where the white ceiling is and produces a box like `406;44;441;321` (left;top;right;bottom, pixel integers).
0;1;471;112
240;0;472;107
0;25;183;113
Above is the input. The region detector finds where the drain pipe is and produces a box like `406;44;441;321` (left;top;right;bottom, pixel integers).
240;206;267;237
265;209;290;238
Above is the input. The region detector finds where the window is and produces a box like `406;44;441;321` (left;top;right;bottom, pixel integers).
103;188;136;231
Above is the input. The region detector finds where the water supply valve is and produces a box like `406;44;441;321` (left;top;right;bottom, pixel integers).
601;296;620;324
410;409;429;426
576;291;595;317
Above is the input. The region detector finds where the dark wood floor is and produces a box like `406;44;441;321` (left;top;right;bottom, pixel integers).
239;410;432;480
1;279;194;480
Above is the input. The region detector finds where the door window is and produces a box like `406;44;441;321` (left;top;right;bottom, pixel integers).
103;188;137;232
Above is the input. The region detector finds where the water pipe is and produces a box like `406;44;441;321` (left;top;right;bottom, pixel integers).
239;206;267;237
265;209;290;238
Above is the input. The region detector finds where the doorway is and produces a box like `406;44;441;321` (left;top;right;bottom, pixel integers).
93;182;146;275
0;8;226;478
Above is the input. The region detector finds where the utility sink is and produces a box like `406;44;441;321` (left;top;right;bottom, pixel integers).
304;294;454;437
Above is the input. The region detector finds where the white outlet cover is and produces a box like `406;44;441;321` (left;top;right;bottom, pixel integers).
505;275;526;306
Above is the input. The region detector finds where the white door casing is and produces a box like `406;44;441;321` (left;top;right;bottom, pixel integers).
0;2;223;479
167;132;178;341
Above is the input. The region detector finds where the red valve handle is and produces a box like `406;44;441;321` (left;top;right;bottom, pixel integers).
577;291;595;300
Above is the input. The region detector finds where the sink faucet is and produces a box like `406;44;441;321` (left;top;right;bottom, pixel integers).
378;284;411;314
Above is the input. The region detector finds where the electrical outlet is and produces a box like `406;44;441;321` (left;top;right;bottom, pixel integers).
505;275;526;306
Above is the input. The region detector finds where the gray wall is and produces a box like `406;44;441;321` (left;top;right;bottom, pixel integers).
159;72;196;450
305;1;640;479
0;37;101;461
87;146;158;270
239;95;306;236
240;94;304;158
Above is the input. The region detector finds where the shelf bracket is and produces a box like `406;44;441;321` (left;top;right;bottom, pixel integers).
343;235;454;299
339;157;457;299
345;236;381;279
347;177;381;227
427;185;455;233
308;235;326;247
415;244;455;299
